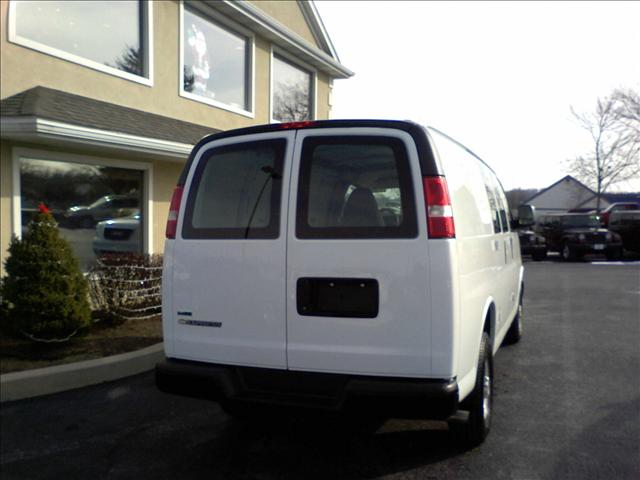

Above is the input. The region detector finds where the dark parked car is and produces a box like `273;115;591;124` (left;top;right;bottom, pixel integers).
536;213;623;261
62;194;139;229
607;210;640;254
517;228;548;261
514;204;548;261
598;202;640;226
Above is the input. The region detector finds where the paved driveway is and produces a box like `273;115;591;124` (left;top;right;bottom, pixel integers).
1;262;639;479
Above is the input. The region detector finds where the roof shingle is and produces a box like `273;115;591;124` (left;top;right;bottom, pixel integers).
1;87;219;145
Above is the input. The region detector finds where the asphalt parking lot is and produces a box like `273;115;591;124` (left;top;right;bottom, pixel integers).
1;261;639;480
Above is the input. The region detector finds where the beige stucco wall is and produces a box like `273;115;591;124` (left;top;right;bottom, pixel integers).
0;0;340;275
249;1;319;47
0;1;332;129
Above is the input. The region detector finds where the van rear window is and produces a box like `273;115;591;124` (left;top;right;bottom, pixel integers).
182;139;286;239
296;136;417;239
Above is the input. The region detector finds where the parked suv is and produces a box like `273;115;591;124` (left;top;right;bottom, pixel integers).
156;120;524;446
537;213;623;261
598;202;640;227
607;210;640;254
513;205;547;261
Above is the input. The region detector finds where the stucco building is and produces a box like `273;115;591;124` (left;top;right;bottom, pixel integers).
0;0;352;274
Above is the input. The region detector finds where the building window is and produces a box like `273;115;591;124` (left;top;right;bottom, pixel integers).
19;157;145;271
181;5;252;115
9;1;151;83
272;54;313;122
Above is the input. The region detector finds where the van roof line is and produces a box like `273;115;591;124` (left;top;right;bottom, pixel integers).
178;120;443;186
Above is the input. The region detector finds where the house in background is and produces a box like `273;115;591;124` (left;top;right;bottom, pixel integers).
0;0;353;274
523;175;640;217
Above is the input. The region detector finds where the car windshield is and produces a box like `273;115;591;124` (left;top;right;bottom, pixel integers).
562;215;600;227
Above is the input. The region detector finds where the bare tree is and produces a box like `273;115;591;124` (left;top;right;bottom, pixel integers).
568;88;640;212
273;82;310;122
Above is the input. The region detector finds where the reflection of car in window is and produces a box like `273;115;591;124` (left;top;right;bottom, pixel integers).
92;210;141;256
62;194;139;229
536;213;623;261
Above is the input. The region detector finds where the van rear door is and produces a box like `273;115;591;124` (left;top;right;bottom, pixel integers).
286;129;434;377
170;132;295;368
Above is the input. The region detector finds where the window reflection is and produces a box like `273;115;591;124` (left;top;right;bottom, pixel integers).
273;55;312;122
14;0;145;77
182;7;249;110
20;159;143;271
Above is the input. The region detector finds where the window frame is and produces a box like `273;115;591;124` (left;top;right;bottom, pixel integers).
270;47;317;123
11;147;153;254
181;139;287;240
295;136;418;240
7;0;154;86
179;1;255;118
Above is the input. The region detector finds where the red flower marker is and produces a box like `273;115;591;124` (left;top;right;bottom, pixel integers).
38;202;51;214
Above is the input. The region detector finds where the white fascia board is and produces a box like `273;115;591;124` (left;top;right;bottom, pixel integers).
299;1;340;62
1;117;194;160
211;0;353;79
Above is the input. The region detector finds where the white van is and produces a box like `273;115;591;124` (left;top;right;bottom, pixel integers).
156;120;524;446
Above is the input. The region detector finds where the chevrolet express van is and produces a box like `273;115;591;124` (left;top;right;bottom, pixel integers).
156;120;524;446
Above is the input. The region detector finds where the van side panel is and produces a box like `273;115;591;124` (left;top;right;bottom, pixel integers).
429;130;498;389
427;241;459;378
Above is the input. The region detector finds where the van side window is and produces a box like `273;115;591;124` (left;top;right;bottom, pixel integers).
296;136;417;239
482;175;502;233
494;185;510;232
182;139;286;239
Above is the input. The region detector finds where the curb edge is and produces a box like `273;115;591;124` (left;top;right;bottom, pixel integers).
0;343;165;402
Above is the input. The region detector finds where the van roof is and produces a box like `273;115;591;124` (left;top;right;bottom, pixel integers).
179;120;442;185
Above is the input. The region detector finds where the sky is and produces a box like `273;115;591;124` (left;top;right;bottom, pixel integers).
314;1;640;192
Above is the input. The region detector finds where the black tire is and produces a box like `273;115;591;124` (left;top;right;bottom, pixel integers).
561;243;574;261
449;332;493;448
81;216;94;229
504;290;523;345
531;249;547;261
605;249;622;261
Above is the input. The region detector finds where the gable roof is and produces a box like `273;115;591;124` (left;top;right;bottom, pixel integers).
523;175;596;205
0;87;218;145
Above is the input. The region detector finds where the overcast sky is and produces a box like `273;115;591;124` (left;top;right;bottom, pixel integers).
315;1;640;192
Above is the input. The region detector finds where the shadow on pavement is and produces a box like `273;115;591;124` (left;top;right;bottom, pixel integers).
176;415;466;480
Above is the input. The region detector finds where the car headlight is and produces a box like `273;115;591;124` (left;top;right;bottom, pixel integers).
578;233;586;242
529;234;536;243
606;232;612;241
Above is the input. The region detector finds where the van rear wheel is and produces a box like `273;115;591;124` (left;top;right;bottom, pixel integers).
504;292;523;345
449;332;493;448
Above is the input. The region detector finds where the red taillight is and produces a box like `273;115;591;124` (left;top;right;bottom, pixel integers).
423;176;455;238
277;121;317;130
165;185;184;239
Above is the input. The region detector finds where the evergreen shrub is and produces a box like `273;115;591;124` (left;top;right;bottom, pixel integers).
1;204;91;341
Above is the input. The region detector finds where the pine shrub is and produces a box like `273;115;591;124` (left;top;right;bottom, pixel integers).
1;204;91;341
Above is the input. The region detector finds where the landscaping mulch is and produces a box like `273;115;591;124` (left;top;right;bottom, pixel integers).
0;316;162;374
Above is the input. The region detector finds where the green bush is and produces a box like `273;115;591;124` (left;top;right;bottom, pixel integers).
1;205;91;341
